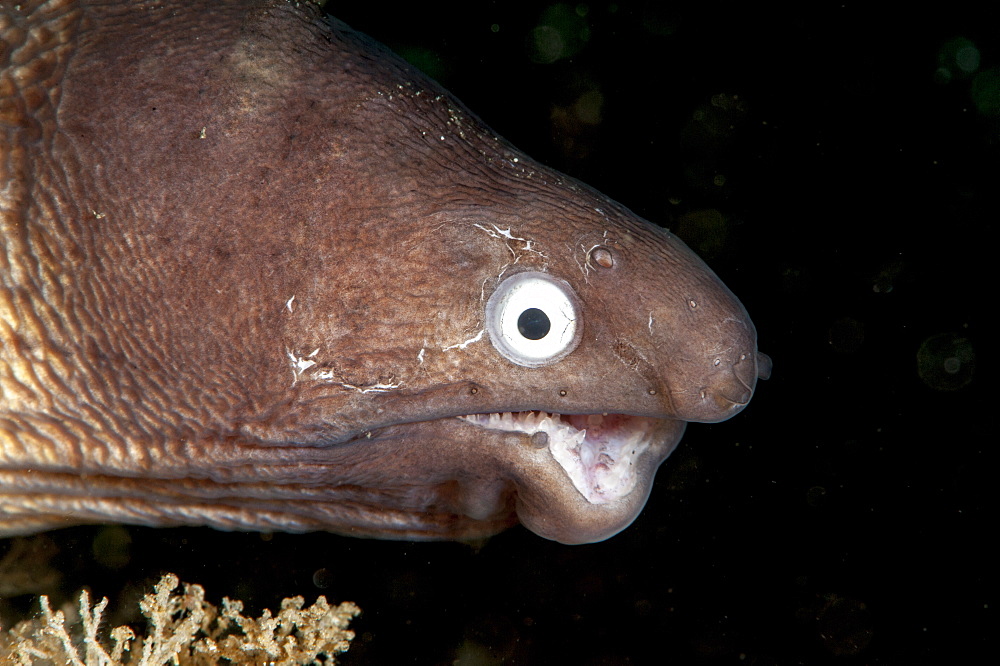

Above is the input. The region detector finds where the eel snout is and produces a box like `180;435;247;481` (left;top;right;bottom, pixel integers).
655;308;771;424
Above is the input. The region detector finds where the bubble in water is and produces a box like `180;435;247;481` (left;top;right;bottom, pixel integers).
872;259;904;294
528;4;590;64
956;44;981;73
972;67;1000;117
675;208;731;259
916;332;975;390
936;37;980;81
92;525;132;570
530;25;565;64
313;567;335;589
828;317;865;355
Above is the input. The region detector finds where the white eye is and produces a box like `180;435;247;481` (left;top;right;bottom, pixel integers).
485;271;582;367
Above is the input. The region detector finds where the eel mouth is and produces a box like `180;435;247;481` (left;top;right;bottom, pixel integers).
457;411;661;504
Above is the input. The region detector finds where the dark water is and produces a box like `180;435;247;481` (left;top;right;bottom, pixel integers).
2;3;991;664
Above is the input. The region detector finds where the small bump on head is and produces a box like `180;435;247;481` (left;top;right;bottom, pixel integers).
590;246;615;269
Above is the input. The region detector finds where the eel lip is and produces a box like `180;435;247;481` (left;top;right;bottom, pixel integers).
458;411;662;504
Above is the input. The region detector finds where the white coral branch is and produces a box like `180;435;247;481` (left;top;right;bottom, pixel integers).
0;573;360;665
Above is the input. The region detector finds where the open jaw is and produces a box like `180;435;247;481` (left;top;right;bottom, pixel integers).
457;411;663;504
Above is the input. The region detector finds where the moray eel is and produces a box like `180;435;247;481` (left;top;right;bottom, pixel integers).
0;0;771;544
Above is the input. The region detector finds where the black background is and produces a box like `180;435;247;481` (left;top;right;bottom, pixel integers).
1;2;992;664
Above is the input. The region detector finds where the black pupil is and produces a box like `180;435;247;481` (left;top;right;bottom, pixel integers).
517;308;551;340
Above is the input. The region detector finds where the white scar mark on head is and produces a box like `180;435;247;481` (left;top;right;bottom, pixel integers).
338;379;403;394
474;224;549;296
417;348;425;364
289;347;404;393
287;347;320;383
576;243;605;282
648;312;654;334
584;243;605;272
442;329;484;351
573;247;590;283
285;295;296;313
474;223;548;260
721;315;751;331
703;343;735;363
313;366;403;393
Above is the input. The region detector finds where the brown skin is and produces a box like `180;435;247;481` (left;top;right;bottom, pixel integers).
0;0;768;544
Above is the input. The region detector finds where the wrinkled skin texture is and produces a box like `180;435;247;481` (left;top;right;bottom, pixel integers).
0;0;768;544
